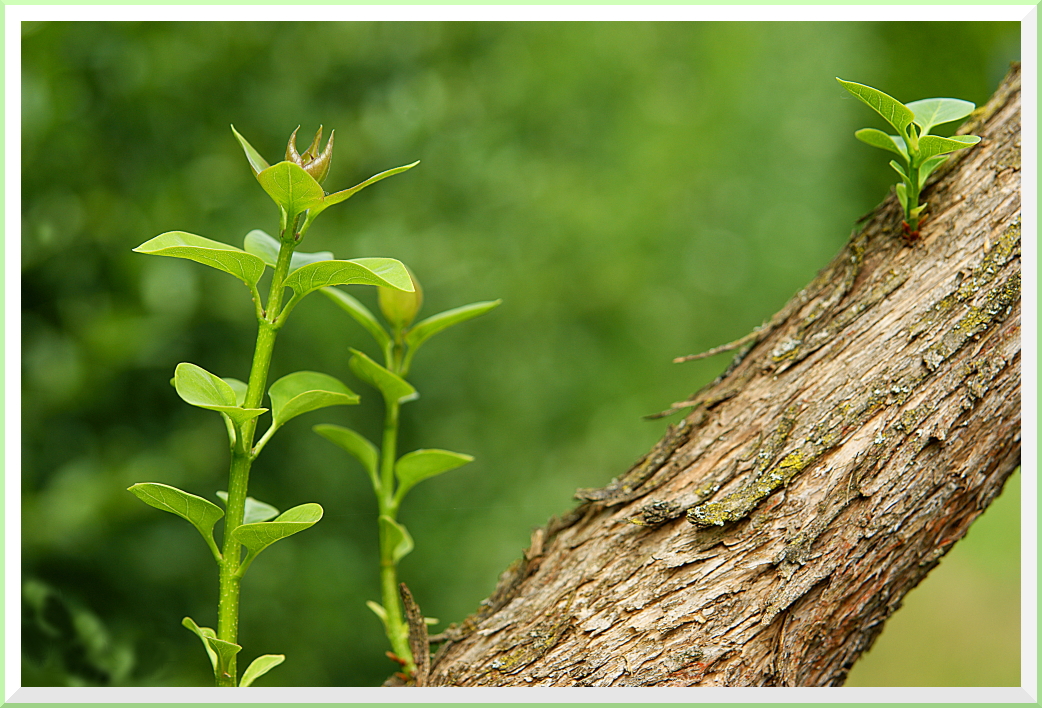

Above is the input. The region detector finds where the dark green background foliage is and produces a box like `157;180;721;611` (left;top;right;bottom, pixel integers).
21;21;1020;687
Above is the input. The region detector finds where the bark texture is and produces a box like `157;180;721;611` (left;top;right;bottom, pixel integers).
425;66;1022;687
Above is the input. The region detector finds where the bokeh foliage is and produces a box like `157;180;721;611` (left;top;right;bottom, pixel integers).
21;21;1020;687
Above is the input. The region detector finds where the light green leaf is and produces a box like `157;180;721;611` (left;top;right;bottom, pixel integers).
313;424;380;491
348;349;418;405
223;378;248;407
395;449;473;501
129;483;224;561
405;300;502;353
321;287;392;351
379;515;414;564
283;258;414;300
243;229;334;274
231;125;270;176
216;491;280;524
173;363;267;426
918;134;981;160
181;616;218;672
889;160;910;183
256;161;326;216
269;371;358;428
133;232;266;288
239;654;285;687
837;78;915;134
180;616;241;683
207;636;242;683
854;128;908;159
233;503;324;563
918;154;950;188
895;182;909;214
315;161;420;213
906;98;975;135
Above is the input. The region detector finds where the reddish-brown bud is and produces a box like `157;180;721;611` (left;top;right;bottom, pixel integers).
285;125;334;185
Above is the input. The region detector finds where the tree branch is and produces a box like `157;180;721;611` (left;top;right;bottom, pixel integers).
427;64;1021;687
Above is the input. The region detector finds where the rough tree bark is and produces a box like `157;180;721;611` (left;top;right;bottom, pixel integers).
420;65;1022;687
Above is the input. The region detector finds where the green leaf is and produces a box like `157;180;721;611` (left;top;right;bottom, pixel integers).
233;503;324;562
918;134;981;160
268;371;359;428
207;636;242;683
231;125;270;176
405;300;502;353
854;128;908;159
321;287;392;351
889;160;910;183
348;349;418;405
216;491;280;524
256;161;326;216
283;258;414;301
173;363;267;426
181;616;219;672
837;78;915;134
895;182;909;214
395;449;473;501
918;154;950;188
223;378;248;407
313;424;380;491
316;161;421;213
243;229;334;274
129;483;224;560
239;654;285;687
133;232;266;288
906;98;975;135
180;616;241;683
379;515;414;564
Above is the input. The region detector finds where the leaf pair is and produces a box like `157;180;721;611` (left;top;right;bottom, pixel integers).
172;363;357;442
231;125;419;222
838;78;978;142
315;421;472;502
182;616;283;686
127;481;321;575
322;287;502;375
134;231;415;303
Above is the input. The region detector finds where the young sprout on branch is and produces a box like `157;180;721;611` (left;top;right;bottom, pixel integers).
129;126;418;686
837;78;980;240
315;271;500;678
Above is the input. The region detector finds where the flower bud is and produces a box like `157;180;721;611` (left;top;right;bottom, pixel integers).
286;125;334;185
378;268;423;331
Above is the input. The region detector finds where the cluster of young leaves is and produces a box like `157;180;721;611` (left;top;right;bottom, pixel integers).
313;273;500;653
126;126;418;686
837;78;980;235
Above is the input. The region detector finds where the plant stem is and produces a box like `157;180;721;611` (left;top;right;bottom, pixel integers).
213;219;297;686
907;160;922;232
377;395;414;672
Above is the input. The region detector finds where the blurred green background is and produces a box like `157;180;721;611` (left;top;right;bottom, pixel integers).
20;21;1021;687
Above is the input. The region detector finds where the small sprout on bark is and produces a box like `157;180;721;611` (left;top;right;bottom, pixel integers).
838;78;980;241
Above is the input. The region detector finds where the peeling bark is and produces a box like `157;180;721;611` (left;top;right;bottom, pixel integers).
426;65;1022;687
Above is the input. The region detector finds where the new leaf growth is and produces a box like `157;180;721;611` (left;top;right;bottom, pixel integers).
837;78;980;240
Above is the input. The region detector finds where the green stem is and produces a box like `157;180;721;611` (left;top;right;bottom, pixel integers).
377;396;414;672
213;217;298;687
906;161;922;232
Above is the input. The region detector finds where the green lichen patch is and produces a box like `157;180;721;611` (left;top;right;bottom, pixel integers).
923;271;1020;371
911;219;1020;340
487;593;575;676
